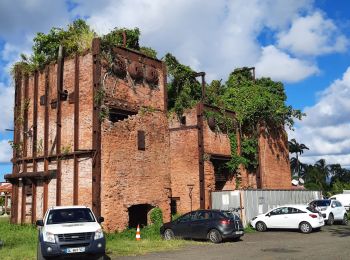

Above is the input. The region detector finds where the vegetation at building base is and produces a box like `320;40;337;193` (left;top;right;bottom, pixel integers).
289;139;350;196
0;216;198;260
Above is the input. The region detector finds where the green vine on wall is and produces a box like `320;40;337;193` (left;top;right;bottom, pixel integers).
166;62;304;179
8;141;23;156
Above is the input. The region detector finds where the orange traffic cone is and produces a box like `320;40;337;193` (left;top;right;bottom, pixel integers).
136;224;141;241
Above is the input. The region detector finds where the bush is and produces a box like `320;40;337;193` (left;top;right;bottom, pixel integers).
150;207;163;226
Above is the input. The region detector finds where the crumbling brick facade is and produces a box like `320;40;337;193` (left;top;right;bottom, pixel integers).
6;38;291;231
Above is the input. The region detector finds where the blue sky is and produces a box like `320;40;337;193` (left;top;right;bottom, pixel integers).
1;0;350;181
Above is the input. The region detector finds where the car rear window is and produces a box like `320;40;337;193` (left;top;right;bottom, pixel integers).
46;208;95;224
306;206;319;213
312;200;330;207
221;211;238;219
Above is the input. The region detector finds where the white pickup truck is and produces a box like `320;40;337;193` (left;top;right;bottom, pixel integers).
36;206;106;260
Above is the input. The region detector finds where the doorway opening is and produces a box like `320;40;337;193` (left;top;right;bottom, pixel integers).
128;204;153;228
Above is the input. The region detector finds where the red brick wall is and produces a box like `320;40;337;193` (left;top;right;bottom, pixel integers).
78;54;93;150
101;111;171;231
102;48;166;112
259;127;291;189
203;120;231;156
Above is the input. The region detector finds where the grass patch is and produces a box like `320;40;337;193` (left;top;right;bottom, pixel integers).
0;217;37;260
244;225;256;233
106;224;197;256
0;217;197;259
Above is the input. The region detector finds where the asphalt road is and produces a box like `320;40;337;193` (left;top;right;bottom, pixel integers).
114;225;350;260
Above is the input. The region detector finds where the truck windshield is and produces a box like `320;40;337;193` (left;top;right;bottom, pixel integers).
46;208;95;224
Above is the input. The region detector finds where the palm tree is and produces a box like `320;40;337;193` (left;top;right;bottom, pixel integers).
305;159;330;192
288;138;309;179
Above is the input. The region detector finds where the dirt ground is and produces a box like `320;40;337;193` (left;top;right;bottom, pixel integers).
114;224;350;260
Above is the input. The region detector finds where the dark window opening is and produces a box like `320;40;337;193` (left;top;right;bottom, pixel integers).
171;198;179;215
180;116;186;125
211;158;232;191
40;95;46;106
138;130;145;151
128;204;153;228
109;108;137;123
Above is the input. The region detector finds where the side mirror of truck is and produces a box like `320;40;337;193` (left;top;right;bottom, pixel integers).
98;216;104;223
36;220;44;226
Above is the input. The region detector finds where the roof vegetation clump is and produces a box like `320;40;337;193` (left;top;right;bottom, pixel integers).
12;19;157;76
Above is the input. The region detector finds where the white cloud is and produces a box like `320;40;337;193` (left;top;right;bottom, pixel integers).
0;139;11;163
70;0;315;82
302;67;350;127
289;67;350;167
255;45;319;82
0;0;70;43
278;12;349;56
0;82;14;132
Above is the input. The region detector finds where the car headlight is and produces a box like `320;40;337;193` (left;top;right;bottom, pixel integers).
94;229;104;240
251;217;257;221
43;232;55;243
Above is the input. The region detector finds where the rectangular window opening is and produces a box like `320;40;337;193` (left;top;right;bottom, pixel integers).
138;130;145;151
109;108;137;123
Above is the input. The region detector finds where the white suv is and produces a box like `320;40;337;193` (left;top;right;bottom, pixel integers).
309;199;348;225
36;206;105;260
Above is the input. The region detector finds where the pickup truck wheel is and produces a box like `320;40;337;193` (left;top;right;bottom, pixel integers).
37;243;46;260
327;213;334;225
342;214;348;225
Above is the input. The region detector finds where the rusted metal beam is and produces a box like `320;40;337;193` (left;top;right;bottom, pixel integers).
12;150;94;163
32;71;39;223
5;170;57;180
196;102;205;209
11;69;22;224
56;46;64;206
73;54;80;205
21;75;29;224
43;67;50;214
92;38;102;217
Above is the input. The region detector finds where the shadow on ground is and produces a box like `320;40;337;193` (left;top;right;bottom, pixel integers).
328;225;350;237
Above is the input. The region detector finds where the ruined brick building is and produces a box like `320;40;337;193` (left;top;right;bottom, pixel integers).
5;38;291;231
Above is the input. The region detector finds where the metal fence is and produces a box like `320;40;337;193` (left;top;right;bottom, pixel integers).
211;189;322;226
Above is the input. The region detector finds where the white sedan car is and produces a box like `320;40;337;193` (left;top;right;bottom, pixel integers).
250;205;324;234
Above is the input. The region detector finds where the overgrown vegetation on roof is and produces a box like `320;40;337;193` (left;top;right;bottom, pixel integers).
12;19;157;76
163;57;304;180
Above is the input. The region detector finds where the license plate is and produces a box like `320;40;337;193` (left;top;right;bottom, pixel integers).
65;247;85;253
235;231;243;235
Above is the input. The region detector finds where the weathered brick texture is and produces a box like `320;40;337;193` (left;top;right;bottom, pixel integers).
101;111;171;231
259;127;291;189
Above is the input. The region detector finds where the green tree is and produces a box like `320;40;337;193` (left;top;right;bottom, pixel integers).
304;159;330;192
288;138;309;179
